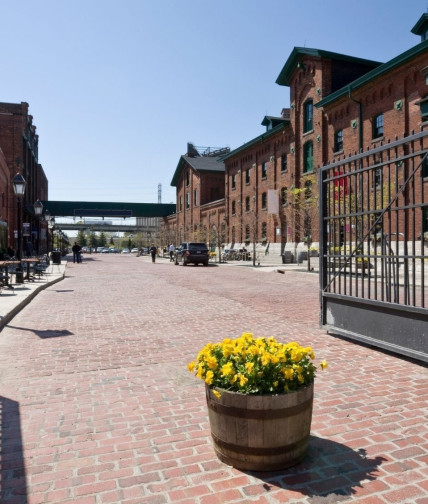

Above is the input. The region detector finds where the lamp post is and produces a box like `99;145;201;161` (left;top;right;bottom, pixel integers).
12;173;26;261
33;199;43;255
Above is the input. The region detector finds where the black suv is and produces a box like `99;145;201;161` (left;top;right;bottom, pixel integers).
174;242;209;266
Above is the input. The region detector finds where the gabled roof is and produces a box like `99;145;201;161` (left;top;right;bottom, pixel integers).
261;115;289;129
170;154;225;187
275;47;381;87
316;39;428;108
411;13;428;36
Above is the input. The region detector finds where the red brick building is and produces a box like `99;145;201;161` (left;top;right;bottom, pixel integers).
0;102;49;255
163;14;428;257
168;143;229;248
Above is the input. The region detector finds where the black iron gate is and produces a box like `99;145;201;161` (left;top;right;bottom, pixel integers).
319;129;428;363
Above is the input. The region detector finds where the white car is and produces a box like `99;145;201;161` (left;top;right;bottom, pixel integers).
131;248;139;253
122;248;130;254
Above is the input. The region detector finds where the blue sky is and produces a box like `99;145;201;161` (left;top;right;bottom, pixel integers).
0;0;425;205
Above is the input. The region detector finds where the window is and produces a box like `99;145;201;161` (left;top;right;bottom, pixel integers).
261;192;267;209
231;226;236;244
231;200;236;215
281;154;287;172
304;99;313;133
418;95;428;120
372;113;384;139
423;156;428;179
179;196;183;211
334;130;343;152
261;162;267;179
231;174;236;190
304;180;313;199
193;189;198;206
281;187;288;205
245;196;250;212
245;169;250;184
245;224;250;242
186;192;190;209
423;207;428;233
186;171;190;186
303;141;313;173
373;168;382;188
261;222;267;240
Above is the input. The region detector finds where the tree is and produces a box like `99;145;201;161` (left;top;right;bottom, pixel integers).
76;229;87;246
284;175;319;271
98;232;107;247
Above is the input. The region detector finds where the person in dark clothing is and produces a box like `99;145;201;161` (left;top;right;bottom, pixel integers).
72;242;82;263
149;243;157;263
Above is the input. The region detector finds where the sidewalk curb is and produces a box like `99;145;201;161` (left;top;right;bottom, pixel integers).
0;273;65;332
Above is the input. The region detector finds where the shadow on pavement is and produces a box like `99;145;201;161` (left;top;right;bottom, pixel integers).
245;435;387;502
0;396;28;503
5;325;73;339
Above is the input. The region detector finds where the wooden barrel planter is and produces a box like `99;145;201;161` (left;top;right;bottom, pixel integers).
205;383;314;471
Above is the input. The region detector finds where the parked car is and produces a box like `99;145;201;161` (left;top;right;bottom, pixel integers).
175;242;209;266
131;248;139;253
121;248;130;254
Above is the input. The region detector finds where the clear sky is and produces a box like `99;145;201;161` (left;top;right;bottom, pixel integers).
0;0;425;206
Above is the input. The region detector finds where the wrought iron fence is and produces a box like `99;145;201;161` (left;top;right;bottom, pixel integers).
319;128;428;362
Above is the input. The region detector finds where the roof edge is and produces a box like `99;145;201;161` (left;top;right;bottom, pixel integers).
316;39;428;108
220;122;288;162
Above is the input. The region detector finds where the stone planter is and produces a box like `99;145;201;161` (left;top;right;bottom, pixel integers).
205;383;314;471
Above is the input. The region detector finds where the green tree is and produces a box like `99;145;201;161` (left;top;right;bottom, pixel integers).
99;232;107;247
76;229;87;246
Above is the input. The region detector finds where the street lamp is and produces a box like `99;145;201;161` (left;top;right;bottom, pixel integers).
33;199;43;254
12;173;27;260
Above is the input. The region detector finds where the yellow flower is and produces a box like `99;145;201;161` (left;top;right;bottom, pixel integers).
261;352;271;366
239;374;248;387
221;362;234;377
206;355;218;370
291;349;303;362
283;367;294;380
320;360;328;370
196;366;205;379
205;370;214;385
213;389;221;399
245;362;255;374
187;361;196;373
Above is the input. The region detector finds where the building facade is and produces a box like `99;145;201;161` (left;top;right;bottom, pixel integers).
0;102;49;256
162;15;428;257
167;143;229;248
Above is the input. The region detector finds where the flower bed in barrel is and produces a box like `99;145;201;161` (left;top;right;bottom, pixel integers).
188;332;327;471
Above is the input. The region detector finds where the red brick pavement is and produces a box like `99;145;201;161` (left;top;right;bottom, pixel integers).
0;254;426;504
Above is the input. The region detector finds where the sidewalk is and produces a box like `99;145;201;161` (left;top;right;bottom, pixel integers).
0;261;66;331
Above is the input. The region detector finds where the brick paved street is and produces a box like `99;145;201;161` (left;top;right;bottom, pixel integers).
0;254;427;504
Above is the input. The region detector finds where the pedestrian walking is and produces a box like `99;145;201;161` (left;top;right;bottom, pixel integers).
72;242;82;263
149;243;157;263
169;243;175;262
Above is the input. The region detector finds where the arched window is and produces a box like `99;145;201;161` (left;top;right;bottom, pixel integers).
303;141;313;173
303;99;313;133
261;192;267;209
245;196;250;212
261;222;267;240
281;187;288;205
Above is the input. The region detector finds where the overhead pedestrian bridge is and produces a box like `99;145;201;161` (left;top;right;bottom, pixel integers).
40;200;176;232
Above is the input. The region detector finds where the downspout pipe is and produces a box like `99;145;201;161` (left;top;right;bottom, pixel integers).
348;86;363;152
